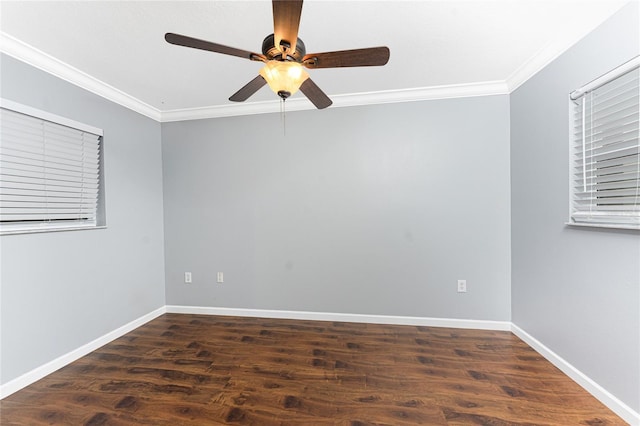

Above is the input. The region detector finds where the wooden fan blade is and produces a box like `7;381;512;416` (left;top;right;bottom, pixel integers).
303;47;390;69
229;76;267;102
165;33;265;61
300;78;332;109
272;0;303;56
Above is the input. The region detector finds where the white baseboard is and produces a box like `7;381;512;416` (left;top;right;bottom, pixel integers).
165;305;511;331
3;304;637;426
0;306;166;399
511;323;640;426
2;305;507;400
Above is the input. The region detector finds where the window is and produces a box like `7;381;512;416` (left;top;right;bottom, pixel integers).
0;99;104;235
569;56;640;230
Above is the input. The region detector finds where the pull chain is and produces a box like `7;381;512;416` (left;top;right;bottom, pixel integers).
280;98;287;136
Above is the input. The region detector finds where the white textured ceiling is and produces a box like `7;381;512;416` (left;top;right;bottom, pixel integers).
0;1;630;119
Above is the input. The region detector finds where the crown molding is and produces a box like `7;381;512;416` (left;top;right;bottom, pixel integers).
0;32;162;121
3;12;621;123
161;100;292;122
506;33;590;93
505;41;558;92
160;81;510;122
506;2;629;92
1;31;510;123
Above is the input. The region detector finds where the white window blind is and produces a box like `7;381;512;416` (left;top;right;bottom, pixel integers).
0;101;103;234
570;57;640;229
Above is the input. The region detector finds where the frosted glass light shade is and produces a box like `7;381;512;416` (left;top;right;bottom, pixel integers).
259;61;309;99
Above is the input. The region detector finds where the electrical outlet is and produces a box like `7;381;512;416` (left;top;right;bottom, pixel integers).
217;272;224;283
185;272;192;283
457;279;467;293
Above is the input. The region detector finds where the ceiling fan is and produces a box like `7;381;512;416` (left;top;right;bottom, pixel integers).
165;0;390;109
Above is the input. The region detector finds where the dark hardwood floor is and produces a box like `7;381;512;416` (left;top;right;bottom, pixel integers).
1;314;626;425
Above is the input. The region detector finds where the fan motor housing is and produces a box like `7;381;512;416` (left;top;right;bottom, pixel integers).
262;33;306;62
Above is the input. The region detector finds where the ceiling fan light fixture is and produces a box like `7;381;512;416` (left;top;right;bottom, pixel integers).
259;60;309;99
165;0;389;109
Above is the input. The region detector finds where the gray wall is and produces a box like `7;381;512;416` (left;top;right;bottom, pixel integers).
162;96;511;321
0;55;166;384
510;3;640;412
3;2;637;415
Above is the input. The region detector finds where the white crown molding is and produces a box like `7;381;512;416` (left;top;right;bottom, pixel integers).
0;32;162;122
506;2;629;92
0;0;626;123
333;81;510;107
511;323;640;425
160;81;510;122
160;100;290;122
0;31;509;123
506;41;561;92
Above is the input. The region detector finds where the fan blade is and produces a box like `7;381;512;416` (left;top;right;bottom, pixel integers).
300;78;332;109
229;76;267;102
165;33;265;62
272;0;303;56
303;47;390;69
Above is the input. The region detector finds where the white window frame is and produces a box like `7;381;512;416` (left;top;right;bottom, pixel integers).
0;99;105;235
568;56;640;230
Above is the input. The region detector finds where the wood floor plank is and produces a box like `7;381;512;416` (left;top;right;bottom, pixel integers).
0;314;626;425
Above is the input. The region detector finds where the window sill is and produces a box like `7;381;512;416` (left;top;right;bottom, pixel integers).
565;222;640;231
0;225;107;236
